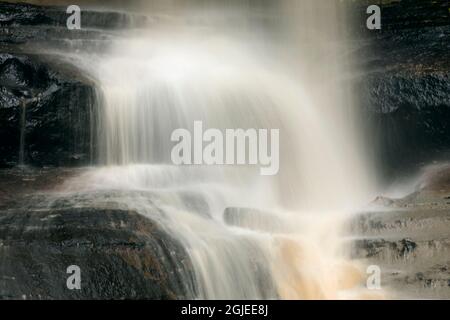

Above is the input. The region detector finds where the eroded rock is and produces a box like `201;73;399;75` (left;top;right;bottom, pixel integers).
0;207;197;299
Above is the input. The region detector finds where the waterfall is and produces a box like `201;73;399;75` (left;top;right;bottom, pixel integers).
65;0;377;299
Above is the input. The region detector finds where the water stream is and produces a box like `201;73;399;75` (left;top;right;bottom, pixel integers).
59;0;377;299
18;99;27;167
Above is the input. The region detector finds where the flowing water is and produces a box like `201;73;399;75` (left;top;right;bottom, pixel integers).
59;0;377;299
18;99;27;167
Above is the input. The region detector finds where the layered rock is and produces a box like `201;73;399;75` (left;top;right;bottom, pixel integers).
351;0;450;179
0;195;197;299
0;2;150;168
0;53;96;167
0;0;449;300
0;4;196;299
349;164;450;298
0;2;148;31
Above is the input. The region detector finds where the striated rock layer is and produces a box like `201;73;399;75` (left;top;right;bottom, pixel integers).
351;0;450;179
0;200;197;299
0;2;149;168
349;164;450;299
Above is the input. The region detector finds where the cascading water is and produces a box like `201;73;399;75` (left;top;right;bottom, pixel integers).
62;0;377;299
18;99;27;167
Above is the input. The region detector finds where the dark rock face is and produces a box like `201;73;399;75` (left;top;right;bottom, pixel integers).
0;207;196;299
0;2;148;30
1;0;448;175
0;53;96;168
351;237;419;260
0;2;148;53
0;2;153;169
0;2;154;168
351;0;450;179
0;1;146;168
0;2;199;300
0;0;449;300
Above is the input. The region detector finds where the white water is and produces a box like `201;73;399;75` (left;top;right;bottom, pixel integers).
65;1;377;299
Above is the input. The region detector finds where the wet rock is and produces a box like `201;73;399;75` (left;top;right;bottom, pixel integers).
0;207;197;299
371;196;395;207
359;71;450;179
0;1;154;168
0;2;148;52
400;238;417;256
351;237;422;261
0;2;148;30
419;163;450;192
0;53;96;168
0;167;82;208
350;0;450;179
349;170;450;298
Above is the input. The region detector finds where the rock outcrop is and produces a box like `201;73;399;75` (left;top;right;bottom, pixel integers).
351;0;450;179
0;204;196;299
0;53;96;167
0;2;148;31
0;0;449;300
0;2;150;168
350;164;450;298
